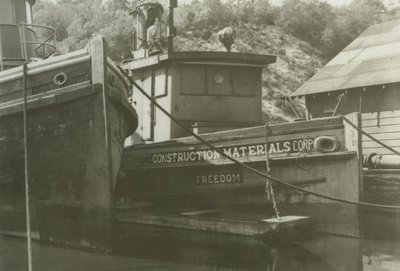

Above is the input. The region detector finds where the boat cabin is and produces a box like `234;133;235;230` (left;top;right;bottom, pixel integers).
122;2;276;144
0;0;56;70
293;19;400;156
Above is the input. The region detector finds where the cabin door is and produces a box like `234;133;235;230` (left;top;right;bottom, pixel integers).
139;70;155;141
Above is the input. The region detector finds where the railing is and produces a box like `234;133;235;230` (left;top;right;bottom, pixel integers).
19;22;57;59
0;22;56;70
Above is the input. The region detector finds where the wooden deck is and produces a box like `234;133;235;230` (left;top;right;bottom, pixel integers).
114;204;313;237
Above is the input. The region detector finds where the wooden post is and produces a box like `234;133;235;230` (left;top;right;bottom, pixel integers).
167;0;177;53
80;36;113;252
343;112;362;237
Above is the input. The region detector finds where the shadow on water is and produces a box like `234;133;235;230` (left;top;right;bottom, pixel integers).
112;222;400;271
1;224;400;270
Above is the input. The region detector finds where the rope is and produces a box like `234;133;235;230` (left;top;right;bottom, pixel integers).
342;116;400;157
0;30;4;71
264;123;280;219
23;63;33;271
118;67;400;210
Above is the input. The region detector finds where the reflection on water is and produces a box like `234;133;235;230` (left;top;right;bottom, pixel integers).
1;230;400;271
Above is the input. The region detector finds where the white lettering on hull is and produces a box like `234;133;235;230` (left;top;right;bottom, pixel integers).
151;138;316;165
195;173;242;185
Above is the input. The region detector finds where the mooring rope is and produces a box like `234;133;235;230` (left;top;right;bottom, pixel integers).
118;67;400;210
22;62;33;271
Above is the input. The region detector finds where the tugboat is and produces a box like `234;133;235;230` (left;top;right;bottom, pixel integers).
0;0;137;252
118;0;400;242
118;1;361;238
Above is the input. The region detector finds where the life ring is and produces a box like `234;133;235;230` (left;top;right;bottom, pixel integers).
314;136;339;153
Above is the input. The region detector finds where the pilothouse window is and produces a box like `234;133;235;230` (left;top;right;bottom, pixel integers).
0;0;16;24
179;64;256;97
180;65;206;95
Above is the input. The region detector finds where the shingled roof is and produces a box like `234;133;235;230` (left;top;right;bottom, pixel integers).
293;20;400;97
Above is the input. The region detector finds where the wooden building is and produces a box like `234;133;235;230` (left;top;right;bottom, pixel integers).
293;19;400;155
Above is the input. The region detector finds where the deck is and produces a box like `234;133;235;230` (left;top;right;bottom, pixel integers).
114;203;313;236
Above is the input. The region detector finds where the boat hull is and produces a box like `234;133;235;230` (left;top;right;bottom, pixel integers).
0;36;137;252
121;115;363;238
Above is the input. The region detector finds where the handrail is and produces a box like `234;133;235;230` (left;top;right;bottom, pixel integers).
0;22;56;62
21;22;57;59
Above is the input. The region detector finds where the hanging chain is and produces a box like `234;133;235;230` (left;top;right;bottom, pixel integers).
332;92;346;117
20;21;33;271
264;123;280;219
23;62;33;271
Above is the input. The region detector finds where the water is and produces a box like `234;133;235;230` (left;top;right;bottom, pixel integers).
1;230;400;271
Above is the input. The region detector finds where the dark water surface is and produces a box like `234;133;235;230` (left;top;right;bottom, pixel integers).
1;230;400;271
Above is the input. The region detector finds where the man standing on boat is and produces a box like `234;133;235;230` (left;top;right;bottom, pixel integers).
147;18;163;55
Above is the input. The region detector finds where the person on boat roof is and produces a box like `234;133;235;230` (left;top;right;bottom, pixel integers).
218;26;236;52
147;18;163;56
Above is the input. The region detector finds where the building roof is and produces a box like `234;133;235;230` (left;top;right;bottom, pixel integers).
121;51;276;71
293;19;400;97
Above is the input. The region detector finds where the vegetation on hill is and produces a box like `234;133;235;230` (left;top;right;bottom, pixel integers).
34;0;400;122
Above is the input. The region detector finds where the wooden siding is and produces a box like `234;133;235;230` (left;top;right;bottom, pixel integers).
362;110;400;155
306;84;400;155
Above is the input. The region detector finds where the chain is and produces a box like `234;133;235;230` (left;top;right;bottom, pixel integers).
332;93;346;117
265;123;280;219
22;62;33;271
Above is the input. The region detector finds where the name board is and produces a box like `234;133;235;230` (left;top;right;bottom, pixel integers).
151;138;314;165
194;173;242;185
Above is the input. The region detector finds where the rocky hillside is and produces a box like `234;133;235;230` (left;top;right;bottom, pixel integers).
175;23;325;123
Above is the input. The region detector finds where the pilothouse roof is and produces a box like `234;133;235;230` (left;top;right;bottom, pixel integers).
123;51;276;71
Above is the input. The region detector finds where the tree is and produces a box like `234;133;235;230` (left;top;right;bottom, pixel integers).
253;0;278;25
276;0;334;47
34;0;76;41
33;0;137;60
321;0;386;58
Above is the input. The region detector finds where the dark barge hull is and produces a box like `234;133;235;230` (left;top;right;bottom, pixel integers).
0;36;137;252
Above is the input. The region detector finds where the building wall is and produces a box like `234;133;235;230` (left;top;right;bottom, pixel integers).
306;83;400;155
